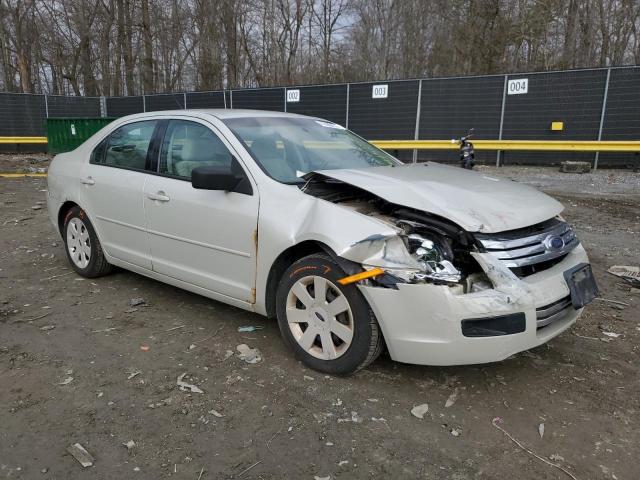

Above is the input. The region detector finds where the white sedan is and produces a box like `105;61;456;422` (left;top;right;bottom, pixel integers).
47;110;598;374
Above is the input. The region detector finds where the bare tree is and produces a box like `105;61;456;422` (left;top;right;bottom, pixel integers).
1;0;639;95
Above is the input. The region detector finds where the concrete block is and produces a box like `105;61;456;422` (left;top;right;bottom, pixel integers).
559;161;591;173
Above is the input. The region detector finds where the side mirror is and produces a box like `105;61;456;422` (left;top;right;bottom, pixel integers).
191;163;253;195
191;165;240;191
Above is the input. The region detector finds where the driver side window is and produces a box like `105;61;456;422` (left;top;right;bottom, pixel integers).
159;120;233;179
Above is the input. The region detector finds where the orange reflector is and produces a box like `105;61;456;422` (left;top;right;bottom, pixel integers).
337;268;385;285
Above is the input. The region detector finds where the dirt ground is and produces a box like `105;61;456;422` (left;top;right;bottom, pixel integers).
1;158;639;479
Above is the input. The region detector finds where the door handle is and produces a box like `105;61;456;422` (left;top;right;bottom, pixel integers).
147;191;170;202
81;176;95;185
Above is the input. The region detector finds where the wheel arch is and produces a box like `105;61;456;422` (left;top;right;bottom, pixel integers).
264;240;336;319
57;200;80;236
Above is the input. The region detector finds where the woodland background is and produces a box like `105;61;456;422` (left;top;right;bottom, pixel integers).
1;0;639;96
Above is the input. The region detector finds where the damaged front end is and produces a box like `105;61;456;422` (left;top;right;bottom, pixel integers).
302;174;490;291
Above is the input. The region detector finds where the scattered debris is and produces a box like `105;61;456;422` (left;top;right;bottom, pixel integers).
40;324;55;331
445;389;458;408
314;476;331;480
129;298;146;307
607;265;640;287
492;417;579;480
550;453;565;462
595;297;630;307
238;325;264;332
338;460;349;466
208;409;224;418
236;344;262;364
222;350;234;361
165;324;185;332
237;460;262;477
122;440;136;454
26;311;50;322
140;345;150;352
67;443;94;468
411;404;429;419
337;411;361;423
538;423;545;438
91;327;118;333
58;376;74;385
197;466;205;480
559;161;591;174
127;370;141;380
304;375;315;381
41;271;74;281
602;331;621;338
189;344;196;350
450;428;461;437
31;205;42;210
176;372;204;394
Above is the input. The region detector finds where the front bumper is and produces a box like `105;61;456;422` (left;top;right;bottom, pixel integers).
358;244;589;366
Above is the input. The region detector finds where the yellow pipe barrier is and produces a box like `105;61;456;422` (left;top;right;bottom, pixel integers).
1;136;639;152
0;173;48;178
371;139;640;152
0;136;48;144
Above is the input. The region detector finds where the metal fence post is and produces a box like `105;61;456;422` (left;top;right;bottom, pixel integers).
99;96;107;117
142;95;146;112
345;83;350;129
413;79;423;163
183;92;187;109
229;90;233;109
283;87;287;112
594;67;611;171
496;74;508;166
44;94;49;118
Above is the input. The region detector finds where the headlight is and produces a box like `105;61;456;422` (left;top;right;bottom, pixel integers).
340;232;462;284
404;232;462;283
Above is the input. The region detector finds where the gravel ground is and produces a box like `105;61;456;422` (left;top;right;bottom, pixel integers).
0;162;639;479
476;165;640;197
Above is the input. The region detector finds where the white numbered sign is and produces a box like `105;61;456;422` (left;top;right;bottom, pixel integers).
286;89;300;103
507;78;528;95
372;84;388;99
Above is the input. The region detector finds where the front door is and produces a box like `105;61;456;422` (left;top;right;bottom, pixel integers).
143;119;259;302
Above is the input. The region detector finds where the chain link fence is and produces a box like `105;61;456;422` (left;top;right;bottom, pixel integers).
1;66;639;167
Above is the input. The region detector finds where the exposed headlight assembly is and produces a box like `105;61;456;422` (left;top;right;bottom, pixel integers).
339;231;462;284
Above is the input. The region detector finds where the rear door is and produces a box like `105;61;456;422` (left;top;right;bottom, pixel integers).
80;120;160;269
143;118;259;302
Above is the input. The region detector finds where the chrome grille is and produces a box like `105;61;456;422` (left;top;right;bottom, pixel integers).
476;219;579;270
536;295;573;329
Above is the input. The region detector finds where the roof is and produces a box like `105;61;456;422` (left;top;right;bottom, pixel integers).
120;109;314;121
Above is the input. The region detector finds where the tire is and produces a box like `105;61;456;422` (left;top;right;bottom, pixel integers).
62;206;113;278
275;253;383;375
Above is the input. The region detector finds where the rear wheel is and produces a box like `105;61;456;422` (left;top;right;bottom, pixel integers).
62;206;113;278
276;253;383;375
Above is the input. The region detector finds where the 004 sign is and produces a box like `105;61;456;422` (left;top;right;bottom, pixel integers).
507;78;528;95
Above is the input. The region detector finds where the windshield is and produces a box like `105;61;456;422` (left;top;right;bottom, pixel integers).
223;117;400;184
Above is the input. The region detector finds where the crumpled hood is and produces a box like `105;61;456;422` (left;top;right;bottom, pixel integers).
308;163;564;233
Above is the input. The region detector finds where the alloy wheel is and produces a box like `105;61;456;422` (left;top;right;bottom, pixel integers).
285;275;354;360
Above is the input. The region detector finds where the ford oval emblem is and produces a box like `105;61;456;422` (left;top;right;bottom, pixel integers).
544;235;565;251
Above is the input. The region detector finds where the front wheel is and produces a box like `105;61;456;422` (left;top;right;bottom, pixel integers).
275;253;383;375
62;206;113;278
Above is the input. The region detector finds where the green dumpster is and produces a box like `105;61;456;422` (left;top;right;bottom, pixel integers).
46;118;115;154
